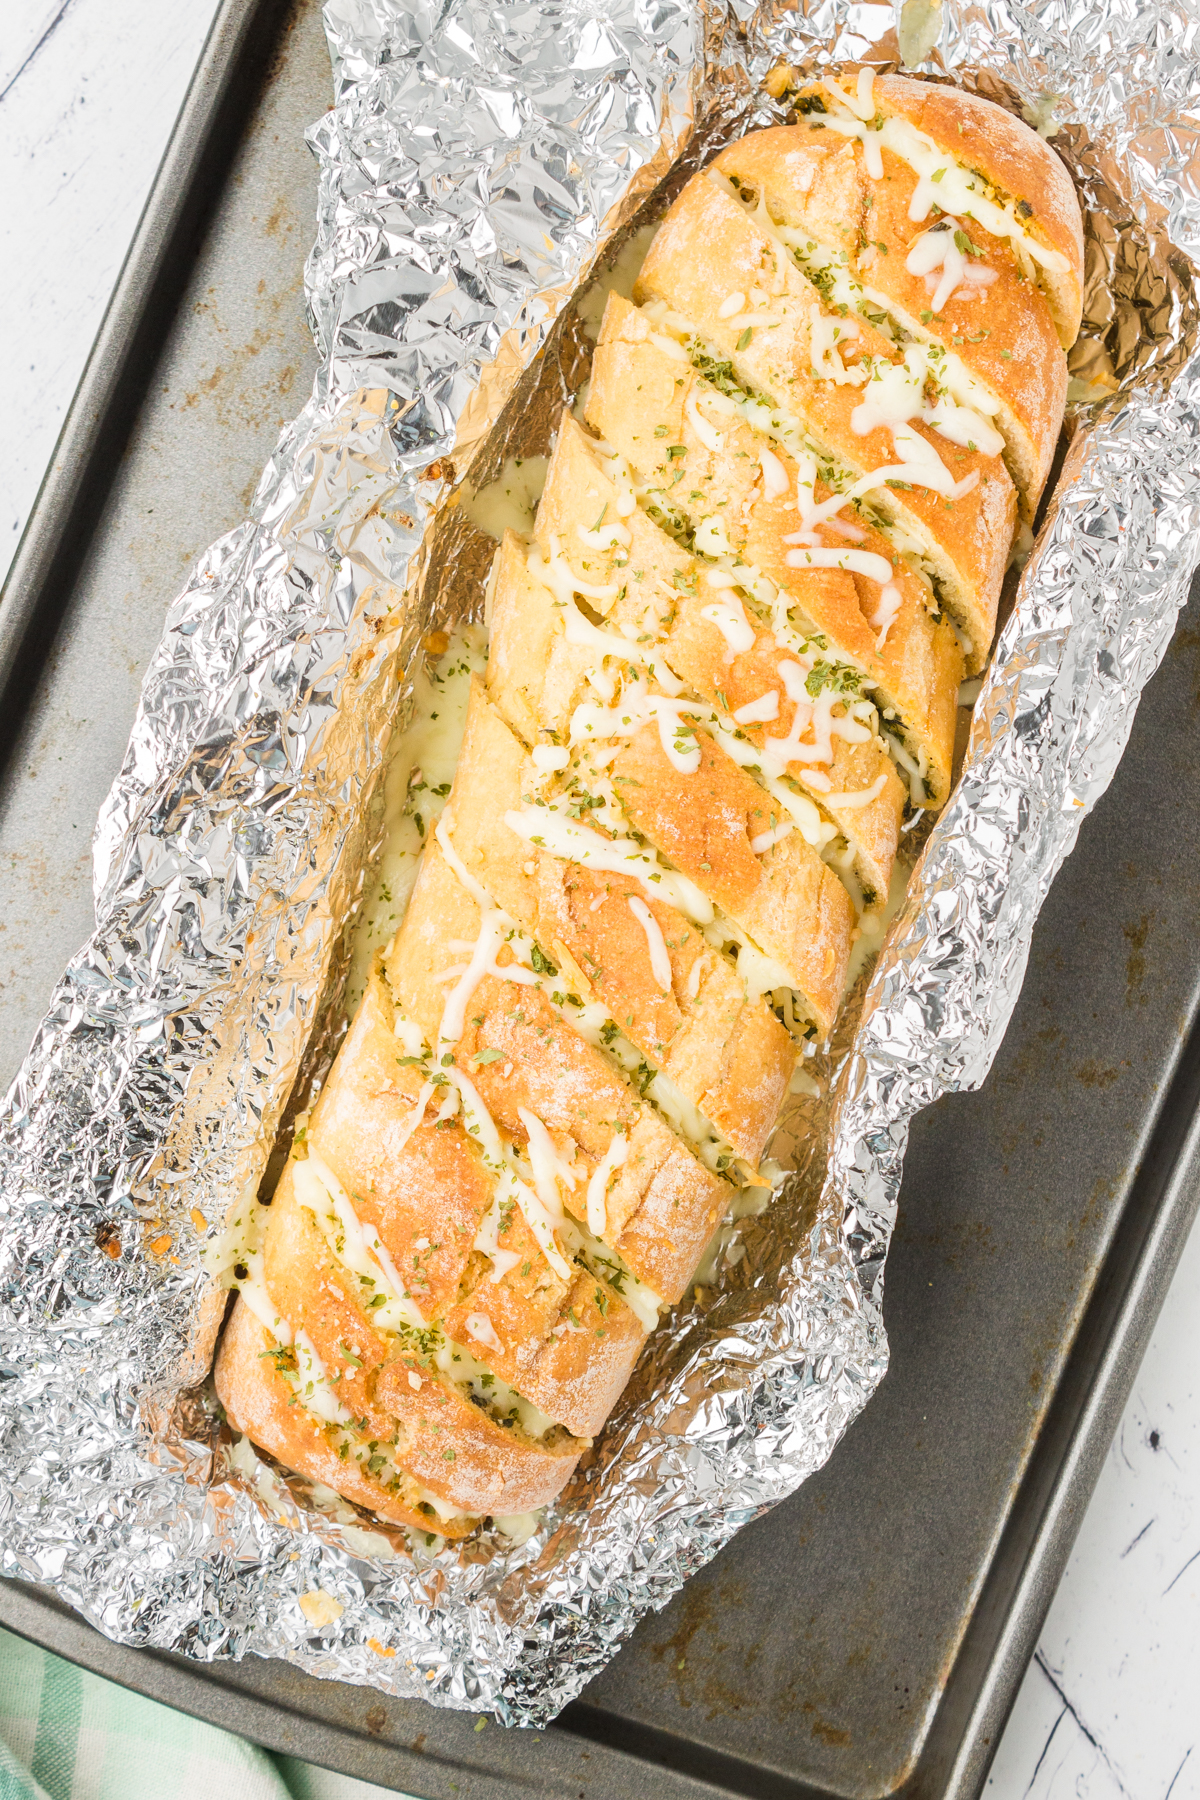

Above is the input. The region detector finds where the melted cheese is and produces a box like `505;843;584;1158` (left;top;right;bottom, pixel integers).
437;818;737;1175
761;681;871;780
585;1130;629;1235
504;806;714;925
736;939;796;1004
531;743;570;776
454;1068;573;1283
530;537;620;606
886;733;931;806
293;1154;429;1333
293;1330;354;1427
782;535;895;586
464;456;551;539
236;1253;293;1343
518;1105;578;1224
438;911;511;1042
685;392;725;452
558;1213;662;1331
819;771;890;810
527;540;684;697
462;1311;501;1350
906;219;1000;312
576;684;704;774
494;1511;540;1545
346;626;487;1012
700;590;756;658
850;344;1004;459
733;689;779;724
432;1335;556;1439
627;895;673;992
577;517;632;552
707;176;1009;477
871;582;904;650
759;444;790;498
810;305;863;384
814;81;1071;277
750;820;794;855
574;221;662;343
709;718;838;850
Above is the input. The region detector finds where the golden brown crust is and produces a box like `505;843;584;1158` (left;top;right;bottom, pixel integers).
446;678;795;1169
584;304;961;789
277;1166;586;1504
384;839;730;1303
712;126;1068;508
445;1269;648;1441
871;75;1084;345
216;1302;479;1537
632;180;1016;671
261;1167;584;1516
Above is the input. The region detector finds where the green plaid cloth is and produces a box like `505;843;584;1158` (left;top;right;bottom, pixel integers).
0;1629;416;1800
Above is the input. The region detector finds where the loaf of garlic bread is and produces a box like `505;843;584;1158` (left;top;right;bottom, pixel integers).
215;70;1083;1534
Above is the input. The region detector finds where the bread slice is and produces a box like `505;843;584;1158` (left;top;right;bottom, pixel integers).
631;181;1017;672
385;837;730;1303
712;125;1067;509
582;316;961;801
485;497;858;1037
445;678;796;1171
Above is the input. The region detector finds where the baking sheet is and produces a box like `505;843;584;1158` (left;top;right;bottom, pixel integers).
4;1;1200;1792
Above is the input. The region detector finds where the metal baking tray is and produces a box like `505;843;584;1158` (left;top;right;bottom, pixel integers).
3;2;1200;1795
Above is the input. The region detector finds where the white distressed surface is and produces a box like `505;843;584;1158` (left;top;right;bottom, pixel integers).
986;1211;1200;1800
2;9;1199;1796
0;0;221;588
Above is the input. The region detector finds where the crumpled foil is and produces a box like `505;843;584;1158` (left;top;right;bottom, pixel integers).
1;0;1198;1729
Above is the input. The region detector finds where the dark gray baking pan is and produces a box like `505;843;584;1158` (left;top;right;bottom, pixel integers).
2;2;1199;1796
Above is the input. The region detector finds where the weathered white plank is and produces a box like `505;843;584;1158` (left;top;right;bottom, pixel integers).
0;0;222;587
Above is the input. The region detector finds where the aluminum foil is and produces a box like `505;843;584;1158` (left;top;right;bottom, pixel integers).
1;0;1198;1729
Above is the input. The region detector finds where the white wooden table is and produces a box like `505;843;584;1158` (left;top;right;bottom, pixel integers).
2;5;1197;1794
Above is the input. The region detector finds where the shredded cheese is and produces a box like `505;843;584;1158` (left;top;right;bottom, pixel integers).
585;1131;629;1236
627;895;674;993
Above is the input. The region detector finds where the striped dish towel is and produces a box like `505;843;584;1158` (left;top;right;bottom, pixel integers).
0;1629;413;1800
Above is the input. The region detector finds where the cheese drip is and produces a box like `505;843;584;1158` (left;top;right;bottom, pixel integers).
586;1131;629;1235
504;805;715;925
293;1154;428;1333
431;1336;558;1440
849;345;1004;459
557;1212;662;1331
813;73;1071;279
906;218;1000;312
